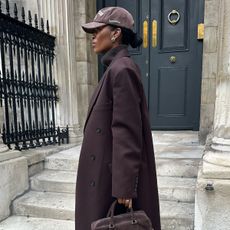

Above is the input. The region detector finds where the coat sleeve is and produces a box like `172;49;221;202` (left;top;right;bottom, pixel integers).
111;66;142;198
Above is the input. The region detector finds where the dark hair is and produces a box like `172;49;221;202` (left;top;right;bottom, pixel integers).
121;27;143;48
109;25;143;48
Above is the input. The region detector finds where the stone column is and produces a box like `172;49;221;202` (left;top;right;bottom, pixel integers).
74;0;98;126
38;0;82;143
195;1;230;229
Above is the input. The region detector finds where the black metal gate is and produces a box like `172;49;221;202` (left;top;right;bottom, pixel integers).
0;0;69;150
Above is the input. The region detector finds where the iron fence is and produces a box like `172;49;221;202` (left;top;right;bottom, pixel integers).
0;0;69;150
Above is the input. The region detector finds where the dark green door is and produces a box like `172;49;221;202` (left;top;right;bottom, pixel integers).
97;0;204;130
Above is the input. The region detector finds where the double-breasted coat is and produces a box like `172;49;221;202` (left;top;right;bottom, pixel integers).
75;45;161;230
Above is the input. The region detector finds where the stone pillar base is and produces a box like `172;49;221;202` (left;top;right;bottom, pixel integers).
66;125;83;145
195;150;230;230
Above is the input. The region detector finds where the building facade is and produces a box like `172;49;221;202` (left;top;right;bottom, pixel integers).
0;0;229;229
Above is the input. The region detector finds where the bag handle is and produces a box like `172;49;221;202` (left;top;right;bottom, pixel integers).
106;200;138;228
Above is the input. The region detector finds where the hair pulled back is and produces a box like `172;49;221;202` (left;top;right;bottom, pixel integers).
120;27;143;48
109;25;143;48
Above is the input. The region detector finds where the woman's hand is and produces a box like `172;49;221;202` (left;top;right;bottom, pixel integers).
117;198;132;209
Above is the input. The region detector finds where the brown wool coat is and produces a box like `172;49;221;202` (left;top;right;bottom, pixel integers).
75;45;161;230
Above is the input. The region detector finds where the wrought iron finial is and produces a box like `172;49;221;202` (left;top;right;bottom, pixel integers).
35;14;38;29
14;70;17;80
22;71;25;81
22;7;25;23
28;10;32;26
19;123;22;132
46;20;50;34
11;123;14;133
6;0;10;16
41;18;44;31
14;3;18;19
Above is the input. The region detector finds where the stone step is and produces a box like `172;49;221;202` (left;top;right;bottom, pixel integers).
156;158;201;178
0;201;193;230
10;191;194;230
152;131;200;145
155;145;204;159
30;170;76;194
13;191;75;221
0;216;74;230
160;200;194;230
158;176;196;203
45;146;81;171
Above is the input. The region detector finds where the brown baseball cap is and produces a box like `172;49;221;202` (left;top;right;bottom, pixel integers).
82;7;134;33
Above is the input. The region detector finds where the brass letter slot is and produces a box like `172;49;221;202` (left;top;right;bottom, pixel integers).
197;23;204;40
143;20;148;48
152;20;157;48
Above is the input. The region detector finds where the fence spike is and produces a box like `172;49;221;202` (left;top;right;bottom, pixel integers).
14;3;18;19
41;18;44;31
22;7;25;23
46;20;50;34
18;122;21;132
28;10;32;26
6;69;9;78
22;71;25;81
14;70;17;80
35;14;38;29
11;122;14;133
6;0;10;16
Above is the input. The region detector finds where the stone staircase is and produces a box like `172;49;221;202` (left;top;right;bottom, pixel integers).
154;131;204;230
0;131;204;230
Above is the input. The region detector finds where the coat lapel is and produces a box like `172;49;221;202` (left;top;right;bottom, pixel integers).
83;74;107;132
83;46;130;132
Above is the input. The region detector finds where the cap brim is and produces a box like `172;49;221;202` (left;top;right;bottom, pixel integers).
82;22;106;33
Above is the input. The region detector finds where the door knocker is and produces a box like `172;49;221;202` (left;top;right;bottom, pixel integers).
168;10;180;25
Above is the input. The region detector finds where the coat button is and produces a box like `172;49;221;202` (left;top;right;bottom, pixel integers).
96;128;101;133
90;154;96;161
90;181;95;187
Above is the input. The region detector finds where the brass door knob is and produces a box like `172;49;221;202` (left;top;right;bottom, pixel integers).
170;56;176;63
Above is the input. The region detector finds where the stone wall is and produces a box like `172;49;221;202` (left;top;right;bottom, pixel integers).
199;0;221;143
0;154;29;222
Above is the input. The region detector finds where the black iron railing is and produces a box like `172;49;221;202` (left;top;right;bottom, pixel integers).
0;0;69;150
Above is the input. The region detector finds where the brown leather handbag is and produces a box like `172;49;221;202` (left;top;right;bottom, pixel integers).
91;200;154;229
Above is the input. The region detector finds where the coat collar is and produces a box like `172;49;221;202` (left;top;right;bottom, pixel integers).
83;45;130;133
101;45;130;67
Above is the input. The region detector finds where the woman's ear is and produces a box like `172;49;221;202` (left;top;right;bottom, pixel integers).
111;28;122;43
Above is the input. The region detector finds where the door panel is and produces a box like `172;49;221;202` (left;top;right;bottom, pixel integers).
150;0;203;130
157;67;187;116
160;0;189;51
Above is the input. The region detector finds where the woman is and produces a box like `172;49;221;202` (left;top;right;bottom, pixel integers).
75;6;161;230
